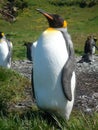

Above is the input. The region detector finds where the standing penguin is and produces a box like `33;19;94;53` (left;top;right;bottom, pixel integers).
33;9;76;120
24;41;37;62
0;32;13;68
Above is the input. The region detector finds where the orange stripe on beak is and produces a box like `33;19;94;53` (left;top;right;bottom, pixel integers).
36;9;53;20
43;13;53;20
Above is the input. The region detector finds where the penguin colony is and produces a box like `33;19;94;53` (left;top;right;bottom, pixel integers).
0;9;76;120
32;9;76;120
0;32;13;68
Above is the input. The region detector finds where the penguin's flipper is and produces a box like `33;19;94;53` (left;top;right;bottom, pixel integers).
59;30;75;101
61;56;75;101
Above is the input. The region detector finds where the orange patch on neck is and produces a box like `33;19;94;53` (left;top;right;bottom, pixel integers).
63;21;67;28
46;28;57;32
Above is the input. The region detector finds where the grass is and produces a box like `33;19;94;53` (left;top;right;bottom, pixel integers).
0;0;98;59
0;67;31;115
0;109;98;130
0;66;98;129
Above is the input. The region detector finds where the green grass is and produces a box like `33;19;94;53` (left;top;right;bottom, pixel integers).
0;67;31;114
0;67;98;129
0;109;98;130
0;0;98;59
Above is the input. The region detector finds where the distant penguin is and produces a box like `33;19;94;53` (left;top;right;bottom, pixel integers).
0;32;13;68
24;41;37;62
81;35;98;62
33;9;76;120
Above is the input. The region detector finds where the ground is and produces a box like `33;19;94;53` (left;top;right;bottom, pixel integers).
11;55;98;114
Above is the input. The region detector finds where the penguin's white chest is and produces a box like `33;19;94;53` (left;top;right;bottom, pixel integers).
34;30;69;107
0;41;9;67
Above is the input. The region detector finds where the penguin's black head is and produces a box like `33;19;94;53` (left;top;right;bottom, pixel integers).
0;32;4;39
36;9;67;28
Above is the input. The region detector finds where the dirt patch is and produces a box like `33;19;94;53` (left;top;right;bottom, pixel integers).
11;56;98;113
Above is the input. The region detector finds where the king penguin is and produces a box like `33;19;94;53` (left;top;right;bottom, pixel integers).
24;41;37;61
0;32;13;68
33;9;76;120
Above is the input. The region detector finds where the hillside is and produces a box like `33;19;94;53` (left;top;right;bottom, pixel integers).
0;0;98;59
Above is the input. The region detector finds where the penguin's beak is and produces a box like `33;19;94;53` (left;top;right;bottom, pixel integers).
36;9;53;20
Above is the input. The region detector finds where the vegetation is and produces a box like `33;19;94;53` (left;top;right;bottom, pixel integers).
0;0;98;129
0;67;98;129
0;67;31;115
0;111;97;130
0;0;98;59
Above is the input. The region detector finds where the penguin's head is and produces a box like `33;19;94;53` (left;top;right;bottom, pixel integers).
0;32;5;39
36;9;67;28
93;36;97;42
